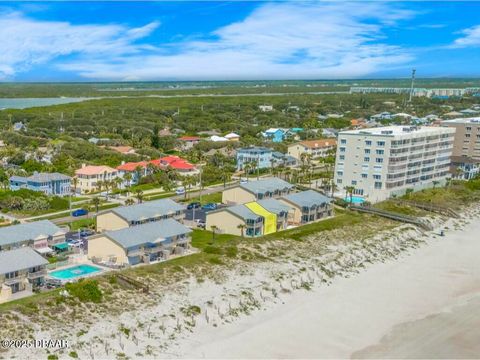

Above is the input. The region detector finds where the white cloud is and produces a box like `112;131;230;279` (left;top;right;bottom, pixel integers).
452;25;480;47
1;2;415;80
0;11;159;79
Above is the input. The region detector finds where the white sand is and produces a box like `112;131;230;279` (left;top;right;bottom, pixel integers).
176;215;480;359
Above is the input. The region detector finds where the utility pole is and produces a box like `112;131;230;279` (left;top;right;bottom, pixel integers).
409;69;416;103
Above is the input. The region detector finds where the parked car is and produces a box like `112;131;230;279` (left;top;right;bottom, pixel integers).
196;220;206;229
240;178;248;184
80;229;95;237
187;202;201;210
72;208;88;217
175;187;186;195
202;203;218;210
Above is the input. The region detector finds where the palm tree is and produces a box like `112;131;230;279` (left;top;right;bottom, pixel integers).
210;225;218;241
134;189;144;204
237;224;246;238
345;186;355;204
330;180;337;198
125;198;135;206
432;180;440;189
72;177;79;194
91;197;101;214
96;180;104;192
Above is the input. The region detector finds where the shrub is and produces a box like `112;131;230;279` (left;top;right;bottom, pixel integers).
65;279;103;303
203;245;223;255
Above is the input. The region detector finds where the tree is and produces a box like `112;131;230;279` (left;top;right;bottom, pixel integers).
91;197;101;214
151;124;160;149
72;177;79;194
432;180;440;189
125;198;135;206
134;189;144;204
344;186;355;204
210;225;218;241
237;224;246;238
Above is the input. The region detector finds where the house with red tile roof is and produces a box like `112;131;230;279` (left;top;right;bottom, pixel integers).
150;156;198;175
116;161;151;186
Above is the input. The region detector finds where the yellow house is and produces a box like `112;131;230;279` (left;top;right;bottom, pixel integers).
222;177;294;205
96;198;185;232
206;199;291;237
74;165;120;194
279;190;333;225
88;218;192;266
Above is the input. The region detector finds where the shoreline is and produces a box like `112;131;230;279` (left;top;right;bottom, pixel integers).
3;206;479;359
173;207;480;359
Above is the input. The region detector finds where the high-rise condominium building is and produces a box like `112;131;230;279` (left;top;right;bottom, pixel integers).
334;126;455;203
441;117;480;160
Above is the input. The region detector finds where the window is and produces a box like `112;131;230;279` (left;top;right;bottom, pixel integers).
365;140;372;146
373;174;381;180
466;134;471;138
352;180;357;185
339;155;345;160
376;149;384;155
374;181;382;189
337;179;342;184
376;158;384;163
377;141;385;146
340;139;347;144
364;157;370;162
361;173;368;179
337;171;343;176
364;149;371;154
339;147;346;153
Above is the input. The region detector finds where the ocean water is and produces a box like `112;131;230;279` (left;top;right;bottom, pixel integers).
0;97;91;110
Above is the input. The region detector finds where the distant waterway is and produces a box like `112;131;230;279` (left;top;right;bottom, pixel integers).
0;97;91;110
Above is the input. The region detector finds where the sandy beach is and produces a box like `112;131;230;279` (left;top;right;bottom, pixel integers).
175;212;480;359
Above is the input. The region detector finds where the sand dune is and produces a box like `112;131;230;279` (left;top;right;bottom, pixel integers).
178;211;480;359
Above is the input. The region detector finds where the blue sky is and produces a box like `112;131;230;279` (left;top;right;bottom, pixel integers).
1;1;480;81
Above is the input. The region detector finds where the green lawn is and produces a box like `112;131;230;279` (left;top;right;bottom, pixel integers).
69;218;96;230
184;191;222;205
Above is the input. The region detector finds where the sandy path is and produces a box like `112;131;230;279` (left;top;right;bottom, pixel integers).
177;217;480;359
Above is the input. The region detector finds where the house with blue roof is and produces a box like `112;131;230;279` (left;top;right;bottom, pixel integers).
10;172;71;196
279;190;333;225
96;198;186;232
88;219;192;266
222;177;294;205
0;220;67;253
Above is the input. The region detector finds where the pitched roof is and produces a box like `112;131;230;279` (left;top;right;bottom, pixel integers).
227;204;263;221
103;219;192;249
116;161;149;172
179;136;201;141
0;247;48;275
281;190;332;208
240;177;294;195
257;198;292;215
109;198;185;222
0;220;66;247
150;156;195;170
297;139;337;149
28;172;71;182
224;132;240;139
75;165;117;176
109;146;134;154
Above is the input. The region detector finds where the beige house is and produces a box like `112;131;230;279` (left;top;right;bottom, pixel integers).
222;177;294;205
88;219;192;266
279;190;333;225
287;139;337;160
96;198;185;232
206;204;264;237
74;164;120;194
0;247;48;303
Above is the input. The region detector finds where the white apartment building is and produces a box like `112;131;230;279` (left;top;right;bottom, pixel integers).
334;126;455;203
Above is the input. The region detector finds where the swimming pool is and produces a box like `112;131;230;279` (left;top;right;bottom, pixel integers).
344;196;365;204
49;264;102;280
